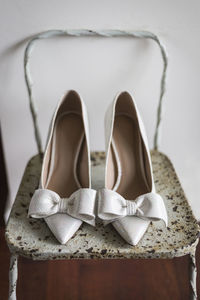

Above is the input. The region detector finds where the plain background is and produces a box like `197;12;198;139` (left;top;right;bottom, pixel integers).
0;0;199;221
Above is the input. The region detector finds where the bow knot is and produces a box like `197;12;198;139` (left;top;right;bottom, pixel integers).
58;197;74;212
98;189;168;226
125;198;144;216
28;188;97;226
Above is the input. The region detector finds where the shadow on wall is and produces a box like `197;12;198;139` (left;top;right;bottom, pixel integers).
0;34;36;223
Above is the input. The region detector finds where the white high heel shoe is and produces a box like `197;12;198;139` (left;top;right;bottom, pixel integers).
98;91;168;246
28;90;97;244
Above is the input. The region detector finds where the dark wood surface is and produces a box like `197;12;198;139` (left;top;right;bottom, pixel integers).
0;127;8;227
0;227;199;300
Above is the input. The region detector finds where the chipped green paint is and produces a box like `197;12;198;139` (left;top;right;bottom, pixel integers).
5;151;199;260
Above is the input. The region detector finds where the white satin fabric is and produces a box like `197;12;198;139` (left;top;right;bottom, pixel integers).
29;188;97;226
103;91;168;245
28;90;94;245
98;189;168;226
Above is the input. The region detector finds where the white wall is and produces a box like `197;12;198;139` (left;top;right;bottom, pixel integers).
0;0;200;220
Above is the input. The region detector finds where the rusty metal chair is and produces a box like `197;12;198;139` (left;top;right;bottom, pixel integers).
5;29;199;300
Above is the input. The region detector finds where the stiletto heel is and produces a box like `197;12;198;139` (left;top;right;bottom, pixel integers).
98;91;168;245
28;90;97;244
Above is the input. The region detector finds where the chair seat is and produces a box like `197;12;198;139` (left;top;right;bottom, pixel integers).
5;151;199;260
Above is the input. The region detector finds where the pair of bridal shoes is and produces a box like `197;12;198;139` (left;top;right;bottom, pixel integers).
28;90;168;245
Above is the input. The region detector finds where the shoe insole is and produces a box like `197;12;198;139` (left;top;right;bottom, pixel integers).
46;113;88;198
107;114;149;199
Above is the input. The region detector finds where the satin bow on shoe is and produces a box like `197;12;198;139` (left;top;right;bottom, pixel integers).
28;188;97;226
98;189;168;226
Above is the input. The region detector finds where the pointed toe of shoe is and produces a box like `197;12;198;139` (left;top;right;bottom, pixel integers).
113;216;150;246
45;214;82;244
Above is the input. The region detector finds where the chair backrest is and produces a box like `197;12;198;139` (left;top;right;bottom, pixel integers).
24;29;168;154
